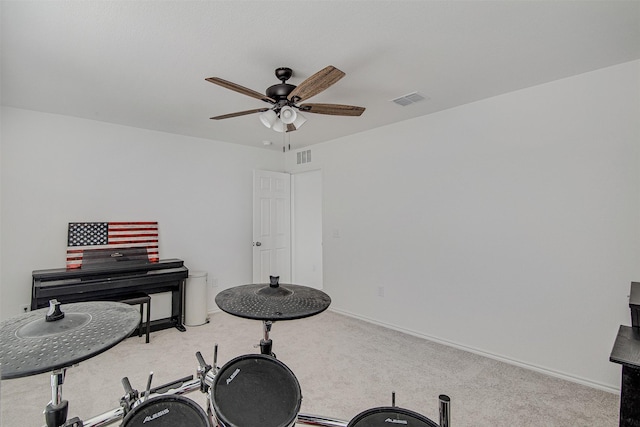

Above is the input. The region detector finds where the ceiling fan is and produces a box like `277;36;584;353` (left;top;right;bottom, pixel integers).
206;66;365;132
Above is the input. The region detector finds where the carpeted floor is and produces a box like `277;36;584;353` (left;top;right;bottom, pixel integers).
0;310;620;426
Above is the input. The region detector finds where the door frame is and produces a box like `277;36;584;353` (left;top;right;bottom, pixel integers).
252;168;323;288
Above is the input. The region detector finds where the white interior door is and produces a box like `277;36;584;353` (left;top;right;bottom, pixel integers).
253;170;291;283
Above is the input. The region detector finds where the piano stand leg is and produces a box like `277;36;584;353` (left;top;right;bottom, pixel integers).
176;279;186;332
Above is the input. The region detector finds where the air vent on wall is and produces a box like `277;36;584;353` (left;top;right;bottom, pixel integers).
391;92;427;106
297;149;312;165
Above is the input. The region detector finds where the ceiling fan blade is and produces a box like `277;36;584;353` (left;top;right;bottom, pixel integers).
299;103;365;116
287;66;345;102
210;108;269;120
206;77;276;104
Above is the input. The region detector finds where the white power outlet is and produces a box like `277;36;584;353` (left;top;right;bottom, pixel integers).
377;286;385;297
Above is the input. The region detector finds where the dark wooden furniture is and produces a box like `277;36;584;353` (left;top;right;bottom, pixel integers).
630;282;640;329
118;292;151;343
31;257;188;333
610;282;640;426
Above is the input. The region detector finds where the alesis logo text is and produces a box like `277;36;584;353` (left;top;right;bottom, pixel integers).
143;408;169;423
385;418;408;425
226;368;240;385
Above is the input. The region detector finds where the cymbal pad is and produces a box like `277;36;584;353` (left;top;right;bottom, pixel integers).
1;301;140;379
215;283;331;321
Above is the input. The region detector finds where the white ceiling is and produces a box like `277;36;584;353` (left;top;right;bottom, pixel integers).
2;1;639;151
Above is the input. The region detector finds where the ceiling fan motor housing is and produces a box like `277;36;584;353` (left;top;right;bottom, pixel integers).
266;83;296;101
266;67;296;101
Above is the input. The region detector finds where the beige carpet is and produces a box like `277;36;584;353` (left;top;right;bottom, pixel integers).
1;310;620;426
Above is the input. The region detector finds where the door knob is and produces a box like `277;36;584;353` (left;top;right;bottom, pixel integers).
255;242;262;246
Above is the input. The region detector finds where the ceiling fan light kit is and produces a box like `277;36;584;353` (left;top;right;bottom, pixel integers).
207;65;365;134
260;109;307;133
280;106;297;124
259;109;278;128
292;112;307;129
272;119;286;133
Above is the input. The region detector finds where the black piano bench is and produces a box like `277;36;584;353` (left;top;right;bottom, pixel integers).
117;292;151;343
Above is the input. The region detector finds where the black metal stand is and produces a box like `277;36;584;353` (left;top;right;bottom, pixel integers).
620;365;640;426
260;320;275;357
611;325;640;426
45;369;68;427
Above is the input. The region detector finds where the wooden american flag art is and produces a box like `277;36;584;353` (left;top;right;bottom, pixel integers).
66;221;159;269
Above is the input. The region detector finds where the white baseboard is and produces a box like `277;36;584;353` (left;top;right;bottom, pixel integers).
329;307;620;395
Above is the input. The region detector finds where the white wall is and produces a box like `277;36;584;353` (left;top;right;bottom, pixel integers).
0;107;283;318
292;170;323;289
3;59;638;391
286;60;640;391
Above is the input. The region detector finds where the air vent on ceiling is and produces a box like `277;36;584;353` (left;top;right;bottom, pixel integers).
297;149;312;165
391;92;428;106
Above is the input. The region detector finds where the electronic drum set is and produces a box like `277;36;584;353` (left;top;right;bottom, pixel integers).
0;278;451;427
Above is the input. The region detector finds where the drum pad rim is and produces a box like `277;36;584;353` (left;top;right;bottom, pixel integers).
211;354;302;427
347;406;439;427
121;394;210;427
